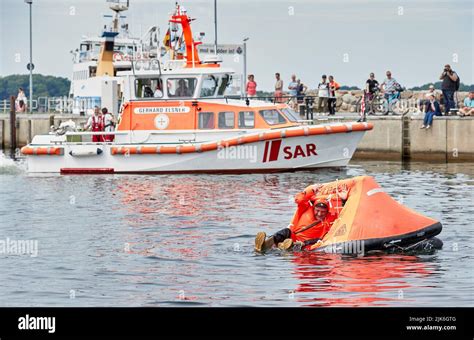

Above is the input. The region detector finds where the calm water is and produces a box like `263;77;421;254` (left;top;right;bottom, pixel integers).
0;154;473;307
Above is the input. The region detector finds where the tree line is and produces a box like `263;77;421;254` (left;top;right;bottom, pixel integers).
0;74;70;101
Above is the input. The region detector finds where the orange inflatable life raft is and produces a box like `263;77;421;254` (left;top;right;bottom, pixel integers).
290;176;443;253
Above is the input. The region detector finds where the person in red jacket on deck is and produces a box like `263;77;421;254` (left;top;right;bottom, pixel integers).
254;184;347;252
84;106;105;142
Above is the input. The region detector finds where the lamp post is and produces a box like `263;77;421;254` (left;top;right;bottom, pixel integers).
214;0;217;55
242;37;249;97
25;0;33;113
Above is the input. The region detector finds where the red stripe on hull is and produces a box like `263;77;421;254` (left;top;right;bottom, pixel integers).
262;141;270;163
60;168;115;174
268;140;282;162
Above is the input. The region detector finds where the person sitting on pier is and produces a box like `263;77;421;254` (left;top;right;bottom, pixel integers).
420;85;441;113
254;186;348;252
420;94;442;129
84;106;104;142
458;91;474;117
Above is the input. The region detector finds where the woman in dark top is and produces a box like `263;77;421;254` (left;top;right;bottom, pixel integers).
421;94;442;129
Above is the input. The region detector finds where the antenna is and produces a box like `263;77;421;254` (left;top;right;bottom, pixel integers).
106;0;129;32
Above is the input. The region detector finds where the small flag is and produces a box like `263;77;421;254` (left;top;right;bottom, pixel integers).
360;91;366;114
163;28;171;49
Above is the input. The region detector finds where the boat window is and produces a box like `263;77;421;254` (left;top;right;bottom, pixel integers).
200;75;218;97
217;74;231;96
93;44;100;55
259;109;287;125
115;45;134;57
167;78;196;98
135;78;164;98
280;108;300;122
198;112;215;129
238;111;255;128
218;112;235;129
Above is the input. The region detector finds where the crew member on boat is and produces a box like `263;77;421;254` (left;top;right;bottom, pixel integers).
176;79;191;97
254;185;348;252
102;107;115;142
154;84;164;98
84;106;105;143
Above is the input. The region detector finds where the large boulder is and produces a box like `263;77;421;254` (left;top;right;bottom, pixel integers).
401;90;413;100
342;93;358;105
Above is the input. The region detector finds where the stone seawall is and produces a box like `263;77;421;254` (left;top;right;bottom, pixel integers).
304;90;470;113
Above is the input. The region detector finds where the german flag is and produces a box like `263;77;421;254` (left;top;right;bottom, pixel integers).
163;28;171;49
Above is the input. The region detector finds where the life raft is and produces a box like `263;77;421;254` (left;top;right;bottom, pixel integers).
291;176;442;254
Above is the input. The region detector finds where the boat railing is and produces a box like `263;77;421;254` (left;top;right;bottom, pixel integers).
162;60;187;70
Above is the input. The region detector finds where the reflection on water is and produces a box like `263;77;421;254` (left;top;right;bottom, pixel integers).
290;253;438;307
0;160;472;306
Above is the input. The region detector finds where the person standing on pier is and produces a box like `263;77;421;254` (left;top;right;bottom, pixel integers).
15;88;28;113
439;64;459;115
296;79;307;105
328;75;340;116
288;74;299;109
362;72;379;118
84;106;105;142
246;74;257;98
274;73;283;103
316;75;330;114
380;71;399;111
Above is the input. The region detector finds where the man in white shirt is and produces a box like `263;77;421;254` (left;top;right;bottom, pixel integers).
317;75;330;113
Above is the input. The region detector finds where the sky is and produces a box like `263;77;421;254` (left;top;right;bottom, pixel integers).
0;0;472;91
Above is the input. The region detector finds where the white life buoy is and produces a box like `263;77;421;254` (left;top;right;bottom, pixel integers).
113;52;123;62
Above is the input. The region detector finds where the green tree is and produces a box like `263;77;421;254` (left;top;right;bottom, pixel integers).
0;74;70;100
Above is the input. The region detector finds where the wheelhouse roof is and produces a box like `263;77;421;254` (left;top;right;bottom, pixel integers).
117;67;235;77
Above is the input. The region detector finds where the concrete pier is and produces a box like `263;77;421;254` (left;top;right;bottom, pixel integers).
322;115;473;162
0;113;472;162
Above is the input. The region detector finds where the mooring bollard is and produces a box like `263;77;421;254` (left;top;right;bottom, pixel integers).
10;96;17;157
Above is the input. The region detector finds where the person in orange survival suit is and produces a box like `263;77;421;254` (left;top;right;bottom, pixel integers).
254;185;347;252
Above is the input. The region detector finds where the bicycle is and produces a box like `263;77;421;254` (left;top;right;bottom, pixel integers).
359;87;409;116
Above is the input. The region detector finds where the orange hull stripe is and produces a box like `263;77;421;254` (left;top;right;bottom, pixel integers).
109;122;373;155
21;146;64;156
